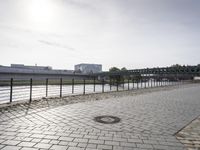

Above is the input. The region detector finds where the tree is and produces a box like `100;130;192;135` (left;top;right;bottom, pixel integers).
109;67;120;72
109;67;121;82
171;64;182;67
121;67;127;71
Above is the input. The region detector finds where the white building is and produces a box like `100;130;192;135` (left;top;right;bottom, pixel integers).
74;63;102;74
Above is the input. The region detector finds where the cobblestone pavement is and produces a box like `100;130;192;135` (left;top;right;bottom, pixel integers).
0;84;200;150
176;116;200;150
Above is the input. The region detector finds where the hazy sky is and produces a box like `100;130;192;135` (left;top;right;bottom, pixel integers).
0;0;199;70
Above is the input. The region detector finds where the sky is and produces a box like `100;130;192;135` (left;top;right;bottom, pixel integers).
0;0;199;71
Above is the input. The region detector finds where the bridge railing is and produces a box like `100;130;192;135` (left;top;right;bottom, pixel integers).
0;77;188;104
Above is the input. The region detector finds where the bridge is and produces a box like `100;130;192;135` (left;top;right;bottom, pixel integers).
93;66;200;80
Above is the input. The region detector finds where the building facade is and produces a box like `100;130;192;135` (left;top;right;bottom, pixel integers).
11;64;52;70
0;64;74;76
74;63;102;74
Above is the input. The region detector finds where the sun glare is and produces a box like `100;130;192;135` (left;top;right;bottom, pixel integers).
27;0;59;30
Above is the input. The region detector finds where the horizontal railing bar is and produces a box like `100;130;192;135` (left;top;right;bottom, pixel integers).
0;88;10;92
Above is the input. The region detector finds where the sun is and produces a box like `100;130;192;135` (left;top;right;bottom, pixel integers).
26;0;59;29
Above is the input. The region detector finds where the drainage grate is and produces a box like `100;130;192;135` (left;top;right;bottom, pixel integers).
94;115;121;124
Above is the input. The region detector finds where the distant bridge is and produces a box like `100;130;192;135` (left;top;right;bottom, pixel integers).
93;66;200;80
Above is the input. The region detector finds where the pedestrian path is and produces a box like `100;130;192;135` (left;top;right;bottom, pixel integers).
0;84;200;150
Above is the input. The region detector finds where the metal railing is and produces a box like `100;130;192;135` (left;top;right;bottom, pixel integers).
0;77;185;104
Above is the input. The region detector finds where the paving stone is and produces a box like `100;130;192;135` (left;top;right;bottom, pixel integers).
2;140;21;146
40;139;51;143
50;140;60;144
98;136;113;141
120;142;136;148
86;143;97;149
17;133;32;137
50;144;68;150
89;139;104;144
18;141;36;147
44;135;60;140
34;143;52;149
31;138;42;143
68;147;84;150
97;144;112;149
113;138;127;142
105;141;120;146
70;134;83;138
59;137;74;142
1;145;21;150
85;148;98;150
77;143;87;148
0;139;5;144
67;142;78;147
128;138;143;143
112;146;124;150
0;145;5;148
84;135;98;139
22;137;33;142
136;143;153;149
31;134;45;139
20;147;39;150
73;138;88;143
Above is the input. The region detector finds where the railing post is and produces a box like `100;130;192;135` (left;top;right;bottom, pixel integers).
60;78;62;98
83;79;85;95
161;78;162;86
117;80;119;91
145;79;146;88
140;79;142;88
137;80;139;89
30;78;32;103
10;78;13;103
165;78;167;86
46;78;48;97
151;79;152;88
72;78;74;94
122;79;124;90
109;78;112;91
102;79;104;93
132;79;134;89
128;79;130;90
156;78;158;87
93;77;96;92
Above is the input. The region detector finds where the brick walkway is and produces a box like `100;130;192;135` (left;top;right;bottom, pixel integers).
0;84;200;150
176;116;200;149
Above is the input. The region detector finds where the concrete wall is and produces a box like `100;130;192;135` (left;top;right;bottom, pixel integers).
0;66;90;80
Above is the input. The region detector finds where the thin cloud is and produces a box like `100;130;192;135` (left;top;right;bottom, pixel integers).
38;40;76;51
